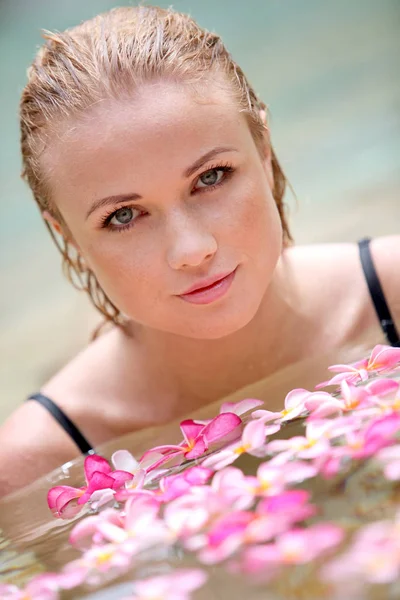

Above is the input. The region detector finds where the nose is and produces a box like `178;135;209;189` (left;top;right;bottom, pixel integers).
166;211;218;270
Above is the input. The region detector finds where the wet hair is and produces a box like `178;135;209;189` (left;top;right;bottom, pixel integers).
20;5;292;327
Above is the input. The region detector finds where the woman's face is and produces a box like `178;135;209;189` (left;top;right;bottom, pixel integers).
44;82;282;339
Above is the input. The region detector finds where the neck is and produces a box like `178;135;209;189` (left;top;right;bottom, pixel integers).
127;249;306;415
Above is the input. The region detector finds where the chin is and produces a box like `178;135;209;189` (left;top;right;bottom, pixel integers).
170;296;263;340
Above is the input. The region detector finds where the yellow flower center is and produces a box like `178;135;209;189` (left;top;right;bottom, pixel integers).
258;480;271;492
298;438;317;451
282;548;301;563
393;397;400;410
234;443;251;455
345;399;360;410
95;549;115;566
350;439;363;450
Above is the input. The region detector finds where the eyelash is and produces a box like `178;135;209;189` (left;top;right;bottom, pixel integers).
100;162;235;233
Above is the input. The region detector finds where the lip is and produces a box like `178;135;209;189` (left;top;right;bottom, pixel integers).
178;267;237;305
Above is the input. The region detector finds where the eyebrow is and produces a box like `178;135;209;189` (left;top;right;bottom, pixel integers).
183;146;239;178
86;192;142;221
86;146;238;220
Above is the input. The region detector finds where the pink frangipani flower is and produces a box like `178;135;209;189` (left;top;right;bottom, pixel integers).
202;419;279;470
123;569;208;600
117;465;215;504
322;511;400;586
375;444;400;480
0;573;62;600
163;468;260;539
61;542;136;587
220;398;264;416
187;489;317;564
251;388;311;424
156;466;214;503
361;378;400;417
316;344;400;388
305;380;377;419
47;454;134;519
140;412;243;471
314;411;400;478
207;460;317;509
70;495;172;552
241;523;344;573
266;419;332;460
194;398;265;426
249;459;318;495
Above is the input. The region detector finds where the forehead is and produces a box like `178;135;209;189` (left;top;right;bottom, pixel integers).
43;82;255;204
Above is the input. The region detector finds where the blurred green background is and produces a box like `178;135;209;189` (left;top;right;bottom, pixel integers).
0;0;399;422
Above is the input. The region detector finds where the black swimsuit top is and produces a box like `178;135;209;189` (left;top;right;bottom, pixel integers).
26;237;400;455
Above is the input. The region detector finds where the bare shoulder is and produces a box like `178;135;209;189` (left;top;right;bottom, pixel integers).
0;326;140;498
40;326;143;442
0;401;81;498
284;239;391;348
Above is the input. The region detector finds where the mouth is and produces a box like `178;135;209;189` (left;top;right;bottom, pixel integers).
178;267;238;305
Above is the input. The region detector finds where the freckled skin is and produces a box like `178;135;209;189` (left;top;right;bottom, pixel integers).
44;82;282;340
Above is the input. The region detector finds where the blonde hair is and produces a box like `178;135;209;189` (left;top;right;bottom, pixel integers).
20;5;292;327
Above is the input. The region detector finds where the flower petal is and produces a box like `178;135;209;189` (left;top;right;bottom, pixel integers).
201;413;242;445
84;454;112;482
368;345;400;370
185;436;208;459
110;470;134;489
111;450;139;473
284;388;310;411
53;487;82;516
220;398;264;416
89;488;116;511
78;472;116;504
180;420;206;446
47;485;79;511
242;419;266;449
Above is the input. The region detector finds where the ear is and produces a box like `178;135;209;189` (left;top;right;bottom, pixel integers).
259;110;274;191
42;210;80;250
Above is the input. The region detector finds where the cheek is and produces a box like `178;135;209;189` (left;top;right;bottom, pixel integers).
81;236;165;312
227;175;282;261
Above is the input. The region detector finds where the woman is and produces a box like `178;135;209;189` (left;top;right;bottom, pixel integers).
0;5;399;496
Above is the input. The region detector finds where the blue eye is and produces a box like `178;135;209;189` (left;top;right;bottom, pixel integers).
109;207;139;226
196;168;225;188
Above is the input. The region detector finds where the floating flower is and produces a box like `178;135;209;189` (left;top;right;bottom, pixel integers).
205;461;317;510
322;512;400;586
47;454;135;519
305;380;376;419
247;459;318;495
141;413;243;472
157;466;214;503
375;444;400;480
61;542;136;587
69;496;172;552
201;419;279;470
241;523;344;574
314;412;400;478
361;378;400;417
266;420;333;461
187;490;317;564
123;569;208;600
251;388;311;424
0;574;61;600
194;398;265;426
316;344;400;388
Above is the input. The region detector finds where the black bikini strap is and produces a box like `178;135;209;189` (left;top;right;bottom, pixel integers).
27;393;94;454
358;237;400;347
